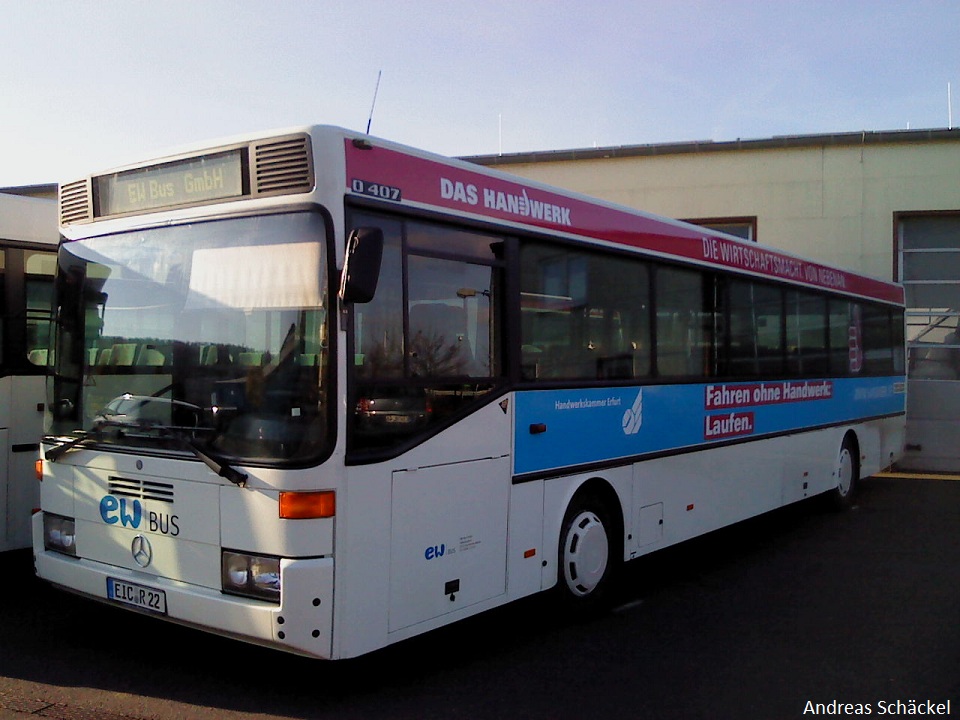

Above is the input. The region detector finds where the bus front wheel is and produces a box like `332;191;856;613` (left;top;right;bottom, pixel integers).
557;495;619;608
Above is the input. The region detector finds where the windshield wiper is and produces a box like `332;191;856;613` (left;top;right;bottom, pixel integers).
47;420;248;488
107;418;249;488
180;438;248;488
44;432;96;462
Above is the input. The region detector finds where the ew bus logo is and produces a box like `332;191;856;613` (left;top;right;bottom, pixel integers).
99;495;180;536
621;390;643;435
100;495;142;528
424;544;445;560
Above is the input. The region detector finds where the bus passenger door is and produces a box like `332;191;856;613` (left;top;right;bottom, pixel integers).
388;456;510;633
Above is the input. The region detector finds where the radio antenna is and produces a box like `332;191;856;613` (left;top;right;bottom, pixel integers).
366;70;382;134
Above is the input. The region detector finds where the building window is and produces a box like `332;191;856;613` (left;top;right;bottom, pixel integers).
685;217;757;242
897;213;960;380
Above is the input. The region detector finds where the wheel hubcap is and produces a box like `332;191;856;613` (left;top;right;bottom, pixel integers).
837;447;853;496
563;510;609;596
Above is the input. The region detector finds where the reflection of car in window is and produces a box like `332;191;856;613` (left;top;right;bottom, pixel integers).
95;393;202;433
354;387;431;436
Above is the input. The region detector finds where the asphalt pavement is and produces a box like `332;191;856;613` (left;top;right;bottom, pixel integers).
1;473;957;720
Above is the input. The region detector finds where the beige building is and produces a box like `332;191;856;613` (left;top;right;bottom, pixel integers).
469;128;960;472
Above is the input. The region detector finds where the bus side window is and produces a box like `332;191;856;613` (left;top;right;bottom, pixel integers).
407;257;494;378
0;249;6;367
787;290;829;376
656;267;709;378
722;279;784;379
828;299;854;375
860;304;896;375
347;212;505;454
520;242;651;381
24;250;57;367
351;216;405;380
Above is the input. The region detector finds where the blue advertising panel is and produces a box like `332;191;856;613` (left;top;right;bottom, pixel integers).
513;377;905;477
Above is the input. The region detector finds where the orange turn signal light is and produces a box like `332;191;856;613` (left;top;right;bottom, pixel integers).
279;491;335;519
35;459;43;482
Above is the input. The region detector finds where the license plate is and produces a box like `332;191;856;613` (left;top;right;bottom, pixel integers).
385;414;412;424
106;577;167;615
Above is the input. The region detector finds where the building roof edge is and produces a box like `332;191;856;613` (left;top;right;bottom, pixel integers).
465;127;960;166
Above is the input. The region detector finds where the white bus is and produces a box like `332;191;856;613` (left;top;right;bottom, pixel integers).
34;126;905;659
0;192;57;552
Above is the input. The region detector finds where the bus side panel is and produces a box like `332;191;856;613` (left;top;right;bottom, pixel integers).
3;376;45;551
0;377;12;551
336;398;512;659
0;378;11;433
879;415;906;472
628;430;796;559
4;443;40;551
514;380;904;479
10;377;45;447
779;429;843;503
858;415;906;478
507;478;544;599
631;449;762;556
626;422;901;561
331;461;392;660
872;415;907;477
0;429;8;551
388;457;510;632
0;376;44;552
855;423;882;478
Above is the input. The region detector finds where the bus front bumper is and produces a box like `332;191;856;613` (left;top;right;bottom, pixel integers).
32;520;335;660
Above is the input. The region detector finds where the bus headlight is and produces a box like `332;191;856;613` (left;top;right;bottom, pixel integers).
43;513;76;556
221;550;281;603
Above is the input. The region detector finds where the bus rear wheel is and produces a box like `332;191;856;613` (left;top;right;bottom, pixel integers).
829;435;859;509
557;495;619;609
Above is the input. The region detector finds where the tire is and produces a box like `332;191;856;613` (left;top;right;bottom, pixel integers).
829;435;860;510
557;494;620;610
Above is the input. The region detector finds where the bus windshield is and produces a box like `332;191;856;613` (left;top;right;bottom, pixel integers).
48;211;332;465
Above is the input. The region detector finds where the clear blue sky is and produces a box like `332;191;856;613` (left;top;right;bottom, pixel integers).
2;0;958;187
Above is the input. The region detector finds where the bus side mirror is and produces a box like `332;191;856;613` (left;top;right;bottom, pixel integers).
339;227;383;304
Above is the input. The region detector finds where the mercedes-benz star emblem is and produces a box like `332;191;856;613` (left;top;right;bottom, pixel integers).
131;534;153;568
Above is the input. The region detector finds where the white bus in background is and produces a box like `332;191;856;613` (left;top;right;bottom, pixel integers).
34;126;905;659
0;192;57;552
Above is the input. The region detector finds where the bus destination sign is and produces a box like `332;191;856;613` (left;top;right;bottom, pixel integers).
96;150;245;217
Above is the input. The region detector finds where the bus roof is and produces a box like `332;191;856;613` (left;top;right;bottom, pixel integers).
0;192;57;247
341;130;903;306
56;124;904;306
